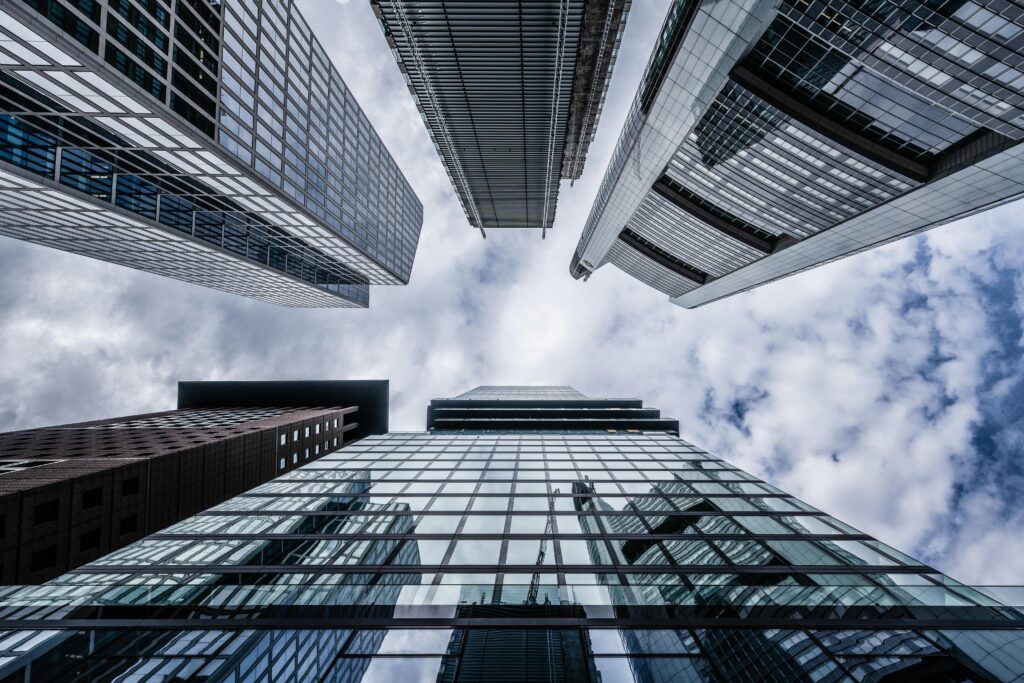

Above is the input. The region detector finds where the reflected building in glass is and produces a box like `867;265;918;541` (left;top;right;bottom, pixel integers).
0;384;1020;681
371;1;629;236
571;0;1024;308
0;0;422;307
0;380;388;584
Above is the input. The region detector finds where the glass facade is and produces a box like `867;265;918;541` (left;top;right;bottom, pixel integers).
0;386;1019;681
572;0;1024;308
0;0;422;307
372;0;628;233
0;379;392;584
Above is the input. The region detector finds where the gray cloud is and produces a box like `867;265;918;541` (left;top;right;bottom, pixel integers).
0;0;1021;585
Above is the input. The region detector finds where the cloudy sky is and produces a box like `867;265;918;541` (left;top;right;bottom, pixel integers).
0;0;1022;586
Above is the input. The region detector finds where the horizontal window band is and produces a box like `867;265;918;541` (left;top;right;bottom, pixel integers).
0;611;1010;631
68;564;930;574
617;228;709;285
146;533;874;541
652;175;787;254
729;64;931;183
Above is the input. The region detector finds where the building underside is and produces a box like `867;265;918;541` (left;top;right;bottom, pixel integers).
373;0;629;234
572;0;1024;307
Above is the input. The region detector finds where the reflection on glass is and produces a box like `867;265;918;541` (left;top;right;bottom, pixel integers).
0;426;1020;680
460;515;507;533
449;540;501;565
414;515;462;535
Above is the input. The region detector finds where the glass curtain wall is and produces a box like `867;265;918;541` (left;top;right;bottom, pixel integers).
0;400;1020;680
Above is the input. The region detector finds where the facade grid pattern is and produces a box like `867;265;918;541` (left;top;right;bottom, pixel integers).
0;387;1017;680
571;0;1024;309
372;0;628;233
0;0;422;307
0;402;357;584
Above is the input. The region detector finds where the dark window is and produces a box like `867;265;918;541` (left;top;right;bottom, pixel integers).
106;15;169;77
0;114;57;178
104;44;168;102
82;487;103;510
109;0;170;51
33;500;59;526
59;148;114;201
119;515;138;535
79;528;101;552
121;0;171;29
170;92;215;138
171;67;217;114
194;210;224;247
174;24;219;77
157;192;195;233
22;0;100;53
30;545;57;573
115;174;159;219
177;0;221;41
122;476;139;496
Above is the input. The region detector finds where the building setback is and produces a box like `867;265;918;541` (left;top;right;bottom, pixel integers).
371;0;629;236
571;0;1024;308
0;380;387;584
0;384;1018;680
0;1;422;307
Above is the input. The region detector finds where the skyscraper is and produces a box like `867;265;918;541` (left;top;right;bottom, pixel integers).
371;1;629;236
0;384;1019;681
571;1;1024;308
0;1;423;307
0;380;388;584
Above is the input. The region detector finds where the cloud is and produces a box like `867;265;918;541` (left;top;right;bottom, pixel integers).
0;0;1021;586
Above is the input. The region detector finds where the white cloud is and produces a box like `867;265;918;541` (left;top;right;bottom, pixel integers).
0;0;1020;587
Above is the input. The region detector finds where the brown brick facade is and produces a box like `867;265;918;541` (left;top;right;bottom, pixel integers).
0;406;357;583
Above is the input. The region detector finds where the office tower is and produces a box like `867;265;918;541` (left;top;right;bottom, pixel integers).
371;1;629;236
0;385;1020;681
0;1;422;308
571;1;1024;308
0;380;387;584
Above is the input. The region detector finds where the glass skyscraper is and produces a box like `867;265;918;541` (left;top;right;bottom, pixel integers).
0;0;422;307
571;0;1024;308
0;385;1019;681
371;1;629;236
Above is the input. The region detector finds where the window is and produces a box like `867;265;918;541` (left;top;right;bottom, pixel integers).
33;500;59;526
280;458;286;470
304;427;310;438
119;515;138;535
304;448;310;460
280;434;287;446
293;430;299;442
292;452;298;464
122;477;139;496
82;487;103;510
79;529;101;552
315;424;320;435
30;546;57;573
